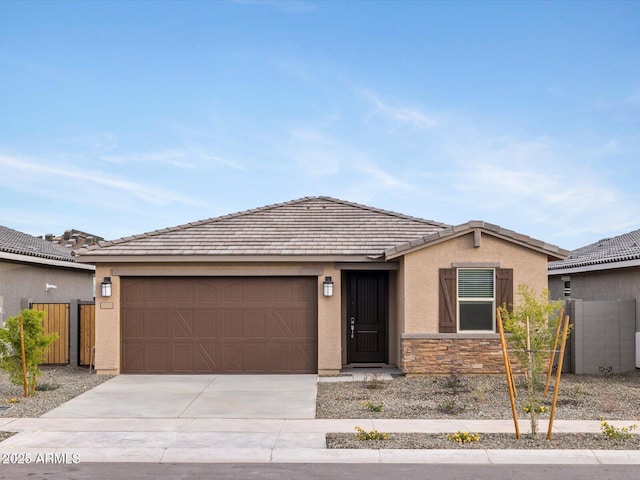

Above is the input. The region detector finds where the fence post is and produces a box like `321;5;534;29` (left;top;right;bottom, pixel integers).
69;299;80;366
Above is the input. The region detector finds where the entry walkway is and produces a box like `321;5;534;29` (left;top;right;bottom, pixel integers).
1;417;639;464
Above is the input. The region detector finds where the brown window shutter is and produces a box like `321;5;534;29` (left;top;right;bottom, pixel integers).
496;268;514;313
439;268;457;333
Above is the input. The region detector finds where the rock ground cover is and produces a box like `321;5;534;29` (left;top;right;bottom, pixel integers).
318;370;640;449
0;365;113;442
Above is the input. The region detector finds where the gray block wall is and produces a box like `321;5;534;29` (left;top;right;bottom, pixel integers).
569;299;636;374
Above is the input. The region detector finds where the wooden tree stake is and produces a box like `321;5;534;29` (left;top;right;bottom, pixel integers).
544;308;564;398
547;314;571;440
19;315;29;397
497;309;520;439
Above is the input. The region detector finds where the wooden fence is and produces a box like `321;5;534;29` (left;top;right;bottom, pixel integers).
30;303;70;365
79;303;96;367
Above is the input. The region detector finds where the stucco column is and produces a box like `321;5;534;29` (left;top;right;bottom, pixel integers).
317;266;342;374
94;267;119;374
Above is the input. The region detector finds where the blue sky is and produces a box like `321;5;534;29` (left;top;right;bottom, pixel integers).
1;0;639;251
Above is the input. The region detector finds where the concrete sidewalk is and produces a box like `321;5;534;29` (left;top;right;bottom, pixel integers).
1;417;639;464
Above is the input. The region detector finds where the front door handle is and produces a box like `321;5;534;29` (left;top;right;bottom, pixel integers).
350;317;355;339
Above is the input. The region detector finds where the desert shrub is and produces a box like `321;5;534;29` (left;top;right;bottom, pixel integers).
0;310;58;395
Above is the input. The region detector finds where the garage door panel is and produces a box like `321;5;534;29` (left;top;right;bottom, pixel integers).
123;310;145;338
145;311;168;338
173;343;194;372
222;344;243;372
146;343;168;373
173;311;194;338
196;311;217;337
270;311;293;338
289;343;315;373
292;280;316;302
294;310;317;337
195;280;219;304
267;344;292;372
122;279;146;305
174;281;195;303
122;343;145;372
196;343;217;371
223;310;244;338
122;277;317;374
245;312;266;338
222;280;245;304
244;344;267;372
145;279;168;304
246;279;267;303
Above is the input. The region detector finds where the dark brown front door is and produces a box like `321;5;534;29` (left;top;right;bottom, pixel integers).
346;271;388;364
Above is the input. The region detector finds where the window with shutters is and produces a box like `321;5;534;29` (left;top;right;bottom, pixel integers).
439;267;512;334
457;268;495;332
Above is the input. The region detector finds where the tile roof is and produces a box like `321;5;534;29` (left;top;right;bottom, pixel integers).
0;225;76;263
386;220;568;260
549;228;640;272
79;196;449;259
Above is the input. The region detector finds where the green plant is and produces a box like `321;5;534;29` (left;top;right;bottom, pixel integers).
35;382;59;392
447;431;480;444
572;383;586;396
499;285;564;438
361;400;384;412
523;404;548;414
0;310;58;396
600;418;638;440
437;398;465;415
354;426;388;441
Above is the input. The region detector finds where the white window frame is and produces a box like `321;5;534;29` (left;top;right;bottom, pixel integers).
457;268;496;332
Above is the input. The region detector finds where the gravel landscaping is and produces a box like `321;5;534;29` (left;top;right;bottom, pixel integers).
317;370;640;420
0;365;113;442
319;370;640;450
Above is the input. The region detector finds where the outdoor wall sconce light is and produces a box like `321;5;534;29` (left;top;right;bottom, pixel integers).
101;277;112;297
323;276;334;297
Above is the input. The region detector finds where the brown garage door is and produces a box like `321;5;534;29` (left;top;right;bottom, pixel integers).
121;277;318;374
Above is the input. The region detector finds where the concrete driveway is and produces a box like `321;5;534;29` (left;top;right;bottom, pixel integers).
41;375;318;419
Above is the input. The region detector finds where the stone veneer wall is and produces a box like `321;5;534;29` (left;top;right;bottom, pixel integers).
401;334;508;375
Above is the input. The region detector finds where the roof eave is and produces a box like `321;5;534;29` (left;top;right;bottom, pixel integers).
77;254;388;264
385;223;568;261
549;258;640;275
0;251;96;271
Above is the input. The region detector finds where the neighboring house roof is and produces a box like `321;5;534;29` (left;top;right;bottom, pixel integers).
0;225;75;262
386;220;568;261
45;229;104;250
0;225;95;271
78;196;449;261
549;228;640;274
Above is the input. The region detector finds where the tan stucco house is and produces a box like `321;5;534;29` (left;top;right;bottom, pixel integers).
78;196;567;376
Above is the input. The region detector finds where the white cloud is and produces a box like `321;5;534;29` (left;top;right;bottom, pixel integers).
100;148;246;171
356;88;439;130
0;153;202;207
424;135;640;248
